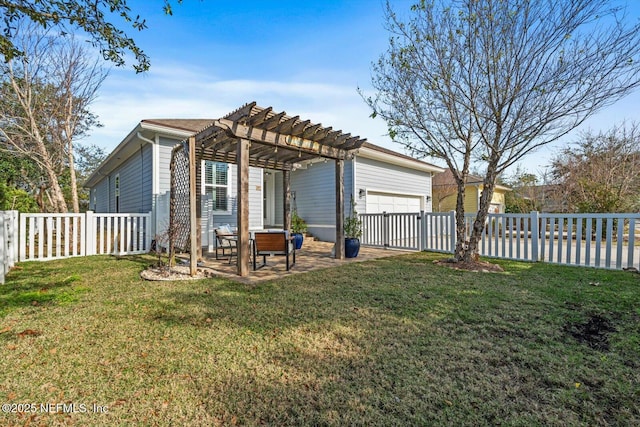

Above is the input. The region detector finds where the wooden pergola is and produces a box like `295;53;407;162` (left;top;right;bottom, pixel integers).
184;102;367;276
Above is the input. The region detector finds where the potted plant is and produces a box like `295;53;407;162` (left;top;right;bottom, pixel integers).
344;199;362;258
291;211;307;250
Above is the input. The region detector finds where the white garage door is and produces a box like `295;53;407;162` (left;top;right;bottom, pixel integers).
366;192;423;214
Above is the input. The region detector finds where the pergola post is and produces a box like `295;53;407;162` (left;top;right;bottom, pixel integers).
195;153;202;261
335;158;345;259
188;136;198;275
283;169;291;230
237;138;250;276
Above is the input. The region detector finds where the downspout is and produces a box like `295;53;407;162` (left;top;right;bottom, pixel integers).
137;132;155;145
352;154;357;213
137;132;156;233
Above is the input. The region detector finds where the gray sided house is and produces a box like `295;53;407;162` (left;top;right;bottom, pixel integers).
85;119;443;243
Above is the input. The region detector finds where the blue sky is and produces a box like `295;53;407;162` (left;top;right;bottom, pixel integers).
89;0;640;177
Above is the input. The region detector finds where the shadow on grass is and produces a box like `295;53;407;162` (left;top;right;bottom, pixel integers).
1;261;85;313
152;256;640;425
0;254;149;317
148;254;470;334
148;252;640;348
1;252;638;424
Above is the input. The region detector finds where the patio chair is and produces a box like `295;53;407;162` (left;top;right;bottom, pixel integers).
252;231;295;271
214;228;237;263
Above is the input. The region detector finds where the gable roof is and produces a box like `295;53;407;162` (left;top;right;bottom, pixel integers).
84;118;212;187
141;119;215;134
85;106;445;187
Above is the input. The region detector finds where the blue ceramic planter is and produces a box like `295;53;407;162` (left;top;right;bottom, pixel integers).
345;238;360;258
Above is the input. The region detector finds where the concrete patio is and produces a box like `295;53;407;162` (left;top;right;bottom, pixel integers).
195;239;412;284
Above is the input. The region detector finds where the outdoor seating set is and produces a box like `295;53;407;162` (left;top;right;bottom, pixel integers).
214;226;296;271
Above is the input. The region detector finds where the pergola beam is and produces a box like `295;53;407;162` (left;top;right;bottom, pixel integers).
260;111;286;130
214;119;348;160
274;115;299;134
247;106;272;126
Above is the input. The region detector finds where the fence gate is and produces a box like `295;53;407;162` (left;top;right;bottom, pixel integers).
361;212;424;251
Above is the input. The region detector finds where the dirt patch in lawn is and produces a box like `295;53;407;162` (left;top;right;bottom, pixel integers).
564;314;617;351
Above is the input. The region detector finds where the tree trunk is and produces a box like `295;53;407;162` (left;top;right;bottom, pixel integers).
464;166;499;262
67;143;80;213
43;163;68;213
32;129;68;213
453;180;467;260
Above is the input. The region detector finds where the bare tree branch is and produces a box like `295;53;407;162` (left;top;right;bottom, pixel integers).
364;0;640;262
0;21;106;212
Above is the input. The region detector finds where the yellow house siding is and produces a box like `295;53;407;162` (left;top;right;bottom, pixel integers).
435;185;481;213
433;182;507;213
464;186;479;213
436;193;457;212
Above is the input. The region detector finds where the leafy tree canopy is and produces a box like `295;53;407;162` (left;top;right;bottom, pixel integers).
0;182;38;212
0;0;182;72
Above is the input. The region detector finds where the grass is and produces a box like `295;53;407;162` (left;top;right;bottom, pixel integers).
0;252;638;426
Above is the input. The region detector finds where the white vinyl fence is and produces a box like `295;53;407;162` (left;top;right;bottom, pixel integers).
361;211;640;270
0;211;151;264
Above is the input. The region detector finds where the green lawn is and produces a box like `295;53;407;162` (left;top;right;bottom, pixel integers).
0;253;638;426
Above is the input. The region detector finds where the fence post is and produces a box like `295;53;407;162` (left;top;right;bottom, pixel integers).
449;211;456;253
7;211;17;268
146;211;153;251
531;211;539;261
85;211;95;256
18;212;26;261
382;211;388;248
419;210;425;251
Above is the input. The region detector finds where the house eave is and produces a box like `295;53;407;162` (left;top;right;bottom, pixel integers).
357;145;445;173
83;122;197;188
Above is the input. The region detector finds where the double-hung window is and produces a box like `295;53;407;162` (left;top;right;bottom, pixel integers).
115;174;120;213
204;161;229;212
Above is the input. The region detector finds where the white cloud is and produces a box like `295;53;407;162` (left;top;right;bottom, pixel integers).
90;61;640;177
90;62;395;153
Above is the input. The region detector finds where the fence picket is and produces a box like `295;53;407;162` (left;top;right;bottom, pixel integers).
628;219;636;268
576;218;582;265
585;218;592;267
616;220;624;270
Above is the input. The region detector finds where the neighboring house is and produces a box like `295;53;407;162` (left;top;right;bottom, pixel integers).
432;169;511;214
84;110;444;243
